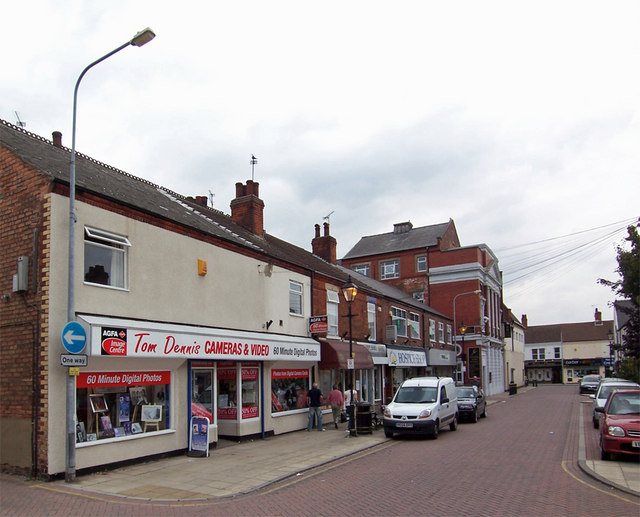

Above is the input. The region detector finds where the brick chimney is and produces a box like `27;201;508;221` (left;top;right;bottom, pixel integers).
594;308;602;323
52;131;62;148
312;222;337;264
230;180;264;236
521;314;528;328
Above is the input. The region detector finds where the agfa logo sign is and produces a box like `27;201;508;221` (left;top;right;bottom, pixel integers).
101;327;127;356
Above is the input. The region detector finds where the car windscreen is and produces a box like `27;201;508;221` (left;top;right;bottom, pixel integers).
607;393;640;415
395;386;437;403
582;376;600;383
600;385;639;400
456;388;475;398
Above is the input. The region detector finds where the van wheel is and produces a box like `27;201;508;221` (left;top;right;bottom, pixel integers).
384;429;393;438
450;415;458;431
430;421;439;439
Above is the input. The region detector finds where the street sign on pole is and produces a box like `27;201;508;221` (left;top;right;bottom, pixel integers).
61;354;88;367
61;321;87;354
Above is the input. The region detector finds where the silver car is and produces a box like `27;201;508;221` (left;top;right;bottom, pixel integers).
591;378;640;429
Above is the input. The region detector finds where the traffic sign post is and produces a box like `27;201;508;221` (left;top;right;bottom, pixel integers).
62;321;87;354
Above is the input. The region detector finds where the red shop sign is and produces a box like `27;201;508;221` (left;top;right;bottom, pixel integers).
77;371;170;388
271;368;309;379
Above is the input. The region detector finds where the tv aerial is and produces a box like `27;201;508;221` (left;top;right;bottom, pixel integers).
14;111;26;128
323;211;335;224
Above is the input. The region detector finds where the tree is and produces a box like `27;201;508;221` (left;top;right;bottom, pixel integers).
598;224;640;371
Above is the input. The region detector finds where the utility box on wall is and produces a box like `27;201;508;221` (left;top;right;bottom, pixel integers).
12;255;28;292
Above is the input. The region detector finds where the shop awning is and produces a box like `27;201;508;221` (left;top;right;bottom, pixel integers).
318;338;374;370
360;342;387;365
387;344;427;367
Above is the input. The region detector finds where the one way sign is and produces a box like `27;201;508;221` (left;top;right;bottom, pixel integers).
61;321;87;354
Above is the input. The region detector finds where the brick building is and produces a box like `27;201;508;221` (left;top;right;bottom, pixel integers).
341;220;506;395
0;119;448;477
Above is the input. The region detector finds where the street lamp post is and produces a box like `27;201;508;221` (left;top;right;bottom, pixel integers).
341;276;358;437
607;330;615;376
65;28;155;483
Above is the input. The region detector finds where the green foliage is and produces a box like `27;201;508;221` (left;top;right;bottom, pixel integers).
616;357;639;384
599;224;640;359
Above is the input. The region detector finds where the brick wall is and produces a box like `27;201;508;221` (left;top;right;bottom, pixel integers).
0;146;51;475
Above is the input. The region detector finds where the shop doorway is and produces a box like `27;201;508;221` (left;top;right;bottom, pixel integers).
192;368;215;424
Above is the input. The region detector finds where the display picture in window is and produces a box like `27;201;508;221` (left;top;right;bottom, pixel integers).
100;415;114;438
89;394;108;413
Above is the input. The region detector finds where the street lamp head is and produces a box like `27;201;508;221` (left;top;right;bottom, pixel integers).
459;322;467;334
341;275;358;303
131;28;156;47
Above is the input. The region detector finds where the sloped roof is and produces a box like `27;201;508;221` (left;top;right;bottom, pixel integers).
525;320;613;344
0;119;445;318
342;220;452;260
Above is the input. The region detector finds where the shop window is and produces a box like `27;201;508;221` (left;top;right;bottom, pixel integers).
75;371;170;444
271;368;310;413
192;368;214;424
241;365;259;419
217;364;238;419
289;280;303;315
84;226;130;288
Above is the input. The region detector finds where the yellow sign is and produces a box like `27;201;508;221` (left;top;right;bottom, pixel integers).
69;367;80;376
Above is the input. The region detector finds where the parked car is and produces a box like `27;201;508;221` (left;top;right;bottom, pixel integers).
591;378;640;429
383;377;458;439
595;389;640;460
578;374;601;394
456;386;487;423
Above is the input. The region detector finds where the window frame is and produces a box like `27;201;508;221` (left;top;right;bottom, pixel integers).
391;306;407;337
326;290;339;336
84;226;131;289
289;280;303;316
409;312;420;339
415;255;427;272
351;263;370;277
380;259;399;280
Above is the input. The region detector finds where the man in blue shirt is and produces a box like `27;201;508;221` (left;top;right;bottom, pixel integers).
307;383;325;431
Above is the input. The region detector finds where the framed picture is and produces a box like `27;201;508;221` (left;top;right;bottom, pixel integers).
131;422;143;434
76;421;86;443
100;415;114;438
129;386;147;406
123;422;132;435
118;393;131;423
141;404;162;422
89;394;108;413
87;433;97;442
114;427;126;438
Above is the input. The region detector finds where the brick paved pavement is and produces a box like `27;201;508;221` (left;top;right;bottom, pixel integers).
1;385;638;516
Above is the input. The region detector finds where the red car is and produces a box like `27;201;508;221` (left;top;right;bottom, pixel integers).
596;389;640;461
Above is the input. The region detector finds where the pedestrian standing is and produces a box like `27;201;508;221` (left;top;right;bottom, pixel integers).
326;384;344;429
307;382;325;431
344;383;358;431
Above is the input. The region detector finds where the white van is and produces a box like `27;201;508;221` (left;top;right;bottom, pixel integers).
383;377;458;439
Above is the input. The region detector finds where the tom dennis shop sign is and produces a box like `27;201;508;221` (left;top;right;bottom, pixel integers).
78;315;320;362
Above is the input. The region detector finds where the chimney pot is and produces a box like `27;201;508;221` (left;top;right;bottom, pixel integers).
52;131;62;148
315;224;321;238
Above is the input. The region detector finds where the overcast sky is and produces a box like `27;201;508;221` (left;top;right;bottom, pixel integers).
3;1;638;325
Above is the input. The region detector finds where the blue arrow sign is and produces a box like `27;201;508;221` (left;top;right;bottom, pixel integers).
62;321;87;354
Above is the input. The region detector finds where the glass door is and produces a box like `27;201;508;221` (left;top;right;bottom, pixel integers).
192;369;214;424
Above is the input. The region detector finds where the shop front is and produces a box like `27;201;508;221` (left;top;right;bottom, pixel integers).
386;344;427;402
74;314;320;470
563;358;604;383
317;338;374;405
361;342;387;409
426;348;456;378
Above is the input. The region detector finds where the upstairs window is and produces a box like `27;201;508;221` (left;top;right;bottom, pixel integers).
84;226;130;289
446;324;452;345
367;301;377;340
326;290;339;336
416;255;427;272
409;313;420;339
391;307;407;337
289;281;303;315
429;319;436;342
352;264;370;277
412;291;424;303
554;347;561;359
438;322;445;343
380;260;399;280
